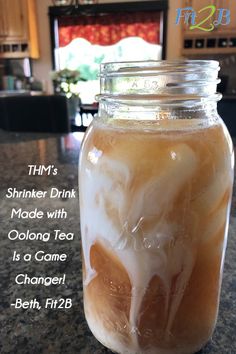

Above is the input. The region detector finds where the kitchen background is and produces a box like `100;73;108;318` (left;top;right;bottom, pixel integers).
1;2;236;353
0;0;236;133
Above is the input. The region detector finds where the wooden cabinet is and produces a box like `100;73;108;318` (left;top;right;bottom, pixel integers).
2;0;28;40
215;0;236;32
0;0;7;37
0;0;39;59
182;0;216;34
181;0;236;55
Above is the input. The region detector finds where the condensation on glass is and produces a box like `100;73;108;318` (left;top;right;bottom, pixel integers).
79;61;234;354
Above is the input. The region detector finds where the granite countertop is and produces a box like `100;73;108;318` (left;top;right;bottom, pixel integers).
0;130;235;354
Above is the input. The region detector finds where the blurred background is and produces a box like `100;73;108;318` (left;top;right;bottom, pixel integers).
0;0;236;135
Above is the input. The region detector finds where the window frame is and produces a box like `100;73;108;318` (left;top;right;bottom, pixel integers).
49;0;169;70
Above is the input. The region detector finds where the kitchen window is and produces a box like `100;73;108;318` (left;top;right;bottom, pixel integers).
49;1;168;103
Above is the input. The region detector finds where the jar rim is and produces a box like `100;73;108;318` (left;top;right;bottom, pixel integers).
100;60;220;77
98;60;221;101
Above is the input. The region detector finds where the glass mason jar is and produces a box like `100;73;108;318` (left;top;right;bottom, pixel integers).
79;61;234;354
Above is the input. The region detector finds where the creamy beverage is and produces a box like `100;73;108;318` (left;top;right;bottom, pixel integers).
79;117;234;354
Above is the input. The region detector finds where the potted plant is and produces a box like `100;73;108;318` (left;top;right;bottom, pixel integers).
51;68;84;120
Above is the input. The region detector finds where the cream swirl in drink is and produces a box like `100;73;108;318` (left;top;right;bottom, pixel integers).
79;117;234;354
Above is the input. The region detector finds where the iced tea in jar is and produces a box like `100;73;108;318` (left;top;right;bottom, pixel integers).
79;61;234;354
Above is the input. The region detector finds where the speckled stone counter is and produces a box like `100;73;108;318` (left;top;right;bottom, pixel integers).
0;130;235;354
